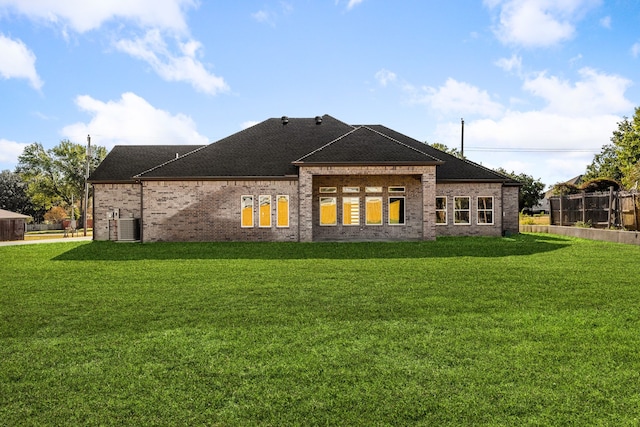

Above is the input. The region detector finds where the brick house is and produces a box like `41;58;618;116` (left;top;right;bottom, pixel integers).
89;115;520;242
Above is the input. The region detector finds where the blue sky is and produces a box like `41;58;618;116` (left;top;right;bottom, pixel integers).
1;0;639;188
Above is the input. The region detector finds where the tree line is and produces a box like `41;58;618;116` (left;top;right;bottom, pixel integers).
0;140;107;225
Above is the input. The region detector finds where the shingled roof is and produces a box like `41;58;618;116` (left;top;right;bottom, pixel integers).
89;145;204;182
89;115;519;184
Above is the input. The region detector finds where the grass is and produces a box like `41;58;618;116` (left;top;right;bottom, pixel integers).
1;234;640;426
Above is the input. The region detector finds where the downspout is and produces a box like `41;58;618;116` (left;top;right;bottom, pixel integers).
139;180;144;243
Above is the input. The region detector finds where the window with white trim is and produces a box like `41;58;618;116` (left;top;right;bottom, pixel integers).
276;195;289;228
320;187;337;193
477;197;494;225
366;197;383;225
389;186;405;193
319;197;337;226
259;195;271;227
365;186;382;193
241;195;254;228
388;197;405;225
343;187;360;193
343;197;360;225
436;196;447;224
454;196;470;225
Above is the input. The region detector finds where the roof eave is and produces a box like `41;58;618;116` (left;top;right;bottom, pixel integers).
292;161;444;167
136;175;299;181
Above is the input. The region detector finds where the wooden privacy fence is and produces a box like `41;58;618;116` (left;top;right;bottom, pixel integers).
549;188;640;230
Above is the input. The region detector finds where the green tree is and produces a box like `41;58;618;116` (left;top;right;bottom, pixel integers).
16;140;107;225
584;107;640;188
495;168;545;211
0;169;43;220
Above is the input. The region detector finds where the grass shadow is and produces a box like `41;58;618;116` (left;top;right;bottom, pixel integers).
53;233;571;261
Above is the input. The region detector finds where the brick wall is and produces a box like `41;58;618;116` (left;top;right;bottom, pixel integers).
92;183;141;241
435;182;509;237
141;180;298;242
502;185;520;235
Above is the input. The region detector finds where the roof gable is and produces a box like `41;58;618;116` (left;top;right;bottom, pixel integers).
294;126;442;165
0;209;31;219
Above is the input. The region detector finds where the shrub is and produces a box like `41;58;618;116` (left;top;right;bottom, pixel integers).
43;206;67;224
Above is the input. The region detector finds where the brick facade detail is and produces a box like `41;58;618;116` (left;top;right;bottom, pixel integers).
93;183;142;241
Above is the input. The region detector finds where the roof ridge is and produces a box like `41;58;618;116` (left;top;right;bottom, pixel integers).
134;145;210;178
294;126;361;162
361;125;443;162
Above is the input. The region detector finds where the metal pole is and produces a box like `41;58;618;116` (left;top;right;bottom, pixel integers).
83;134;91;236
461;118;464;158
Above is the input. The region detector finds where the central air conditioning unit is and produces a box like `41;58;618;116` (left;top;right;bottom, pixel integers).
117;218;140;241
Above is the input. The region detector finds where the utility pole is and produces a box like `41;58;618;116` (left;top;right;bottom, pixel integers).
83;134;91;236
460;118;464;158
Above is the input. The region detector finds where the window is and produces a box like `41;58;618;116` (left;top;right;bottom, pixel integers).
241;195;254;228
320;187;337;193
454;196;470;225
366;197;383;225
277;195;289;228
259;195;271;227
343;187;360;193
319;197;337;226
343;197;360;225
389;186;405;193
477;197;494;225
388;197;405;225
365;186;382;193
436;196;447;224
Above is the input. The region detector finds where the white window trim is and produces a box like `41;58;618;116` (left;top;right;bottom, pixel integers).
477;196;494;225
258;195;271;228
453;196;471;226
319;196;337;226
365;186;383;193
241;195;254;228
319;186;337;193
342;196;360;226
365;196;383;226
276;195;289;228
342;186;360;193
436;196;447;225
388;186;405;193
388;196;406;226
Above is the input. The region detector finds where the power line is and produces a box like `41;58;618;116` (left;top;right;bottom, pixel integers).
465;147;600;153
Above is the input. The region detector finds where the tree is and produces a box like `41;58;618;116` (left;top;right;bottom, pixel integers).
495;168;546;211
429;142;464;158
44;206;67;224
584;107;640;188
16;140;107;225
0;169;43;220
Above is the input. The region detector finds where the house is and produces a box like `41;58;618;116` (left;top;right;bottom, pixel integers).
0;209;30;241
89;115;520;242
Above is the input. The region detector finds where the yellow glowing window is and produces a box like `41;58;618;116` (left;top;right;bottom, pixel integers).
241;195;253;228
343;197;360;225
259;195;271;227
366;197;382;225
319;197;337;226
389;197;405;225
277;195;289;228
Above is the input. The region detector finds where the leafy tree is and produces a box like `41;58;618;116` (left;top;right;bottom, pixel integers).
429;142;464;158
0;169;43;220
495;168;546;211
44;206;67;224
16;140;107;225
584;107;640;188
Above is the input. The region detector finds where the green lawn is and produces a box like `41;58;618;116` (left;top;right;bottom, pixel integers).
2;234;640;426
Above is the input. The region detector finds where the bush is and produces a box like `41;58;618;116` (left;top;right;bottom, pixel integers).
43;206;67;224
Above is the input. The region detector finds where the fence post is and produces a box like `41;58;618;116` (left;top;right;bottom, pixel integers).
634;192;638;231
582;192;586;224
607;186;614;228
559;195;563;226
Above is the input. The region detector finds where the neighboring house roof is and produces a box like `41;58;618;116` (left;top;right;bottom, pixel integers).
89;115;520;185
89;145;204;182
0;209;30;219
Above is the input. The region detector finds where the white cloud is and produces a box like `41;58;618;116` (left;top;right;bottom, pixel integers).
599;15;611;29
252;10;274;26
61;92;210;149
495;54;522;74
0;139;29;167
375;69;397;87
347;0;364;9
0;0;196;34
115;30;229;95
0;34;43;89
411;78;505;119
485;0;601;47
523;67;632;116
631;42;640;58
